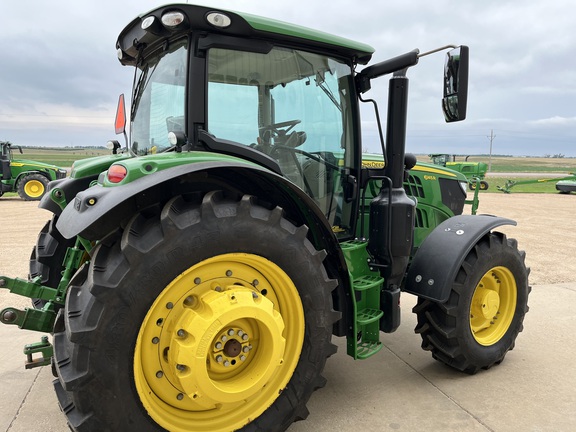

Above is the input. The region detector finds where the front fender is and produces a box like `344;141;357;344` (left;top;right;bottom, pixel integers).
404;214;516;303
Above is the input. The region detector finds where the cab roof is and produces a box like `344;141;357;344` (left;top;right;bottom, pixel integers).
117;3;375;66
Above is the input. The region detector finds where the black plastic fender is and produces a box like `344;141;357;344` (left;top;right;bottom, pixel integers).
404;214;516;303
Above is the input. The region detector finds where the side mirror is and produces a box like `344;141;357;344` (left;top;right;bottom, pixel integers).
442;46;469;122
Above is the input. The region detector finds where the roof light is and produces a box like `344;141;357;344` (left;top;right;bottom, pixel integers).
206;12;232;28
107;164;127;183
141;15;156;30
161;11;185;28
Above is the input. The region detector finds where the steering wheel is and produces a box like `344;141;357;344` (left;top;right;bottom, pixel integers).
259;119;301;141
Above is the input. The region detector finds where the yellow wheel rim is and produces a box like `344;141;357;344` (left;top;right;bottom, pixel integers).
24;180;45;198
134;253;304;432
470;266;517;346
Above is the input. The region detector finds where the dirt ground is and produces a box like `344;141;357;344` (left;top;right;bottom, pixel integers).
0;193;574;309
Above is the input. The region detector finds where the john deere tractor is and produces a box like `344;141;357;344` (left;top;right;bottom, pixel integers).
429;153;489;189
0;4;529;431
0;141;67;200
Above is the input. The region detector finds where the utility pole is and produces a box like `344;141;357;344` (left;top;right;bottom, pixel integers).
487;129;495;172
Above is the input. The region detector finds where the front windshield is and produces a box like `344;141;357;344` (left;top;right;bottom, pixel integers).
131;39;187;155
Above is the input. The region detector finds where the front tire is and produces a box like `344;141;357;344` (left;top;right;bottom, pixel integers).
413;232;530;374
53;191;338;431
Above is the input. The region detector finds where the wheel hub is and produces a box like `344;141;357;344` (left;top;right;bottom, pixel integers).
475;288;500;319
470;266;517;346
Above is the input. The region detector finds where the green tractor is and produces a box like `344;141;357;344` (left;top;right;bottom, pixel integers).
429;153;489;190
0;4;529;432
0;141;67;200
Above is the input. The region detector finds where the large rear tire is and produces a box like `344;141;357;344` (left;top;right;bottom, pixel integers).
53;191;338;431
17;173;49;200
413;232;530;374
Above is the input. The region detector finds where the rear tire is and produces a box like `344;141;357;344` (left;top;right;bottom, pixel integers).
413;232;530;374
17;173;49;200
53;191;338;431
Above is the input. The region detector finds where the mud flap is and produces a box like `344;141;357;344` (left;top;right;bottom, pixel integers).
404;215;516;303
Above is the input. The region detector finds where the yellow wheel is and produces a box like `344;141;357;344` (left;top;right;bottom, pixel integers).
413;232;530;374
470;266;516;346
17;173;48;200
135;254;304;432
53;192;337;431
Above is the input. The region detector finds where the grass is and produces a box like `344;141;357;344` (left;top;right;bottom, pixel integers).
458;156;576;173
17;147;110;167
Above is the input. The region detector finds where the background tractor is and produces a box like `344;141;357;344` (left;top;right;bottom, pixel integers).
0;141;67;200
0;4;529;432
429;153;489;190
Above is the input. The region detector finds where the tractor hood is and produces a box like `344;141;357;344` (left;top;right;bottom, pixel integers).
11;159;65;173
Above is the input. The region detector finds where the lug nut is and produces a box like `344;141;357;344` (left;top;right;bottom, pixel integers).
215;342;223;350
177;329;186;338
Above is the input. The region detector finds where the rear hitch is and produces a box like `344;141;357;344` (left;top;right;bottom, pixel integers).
0;275;60;333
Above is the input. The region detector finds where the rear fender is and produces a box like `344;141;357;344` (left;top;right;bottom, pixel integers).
404;215;516;303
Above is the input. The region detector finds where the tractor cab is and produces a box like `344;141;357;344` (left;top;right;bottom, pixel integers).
120;19;365;238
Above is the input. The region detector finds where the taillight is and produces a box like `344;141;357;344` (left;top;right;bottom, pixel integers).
107;164;127;183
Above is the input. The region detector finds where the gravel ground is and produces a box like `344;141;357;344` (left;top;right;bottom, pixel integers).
0;192;574;309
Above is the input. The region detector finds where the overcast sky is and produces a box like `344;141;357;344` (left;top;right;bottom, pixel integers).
1;0;574;157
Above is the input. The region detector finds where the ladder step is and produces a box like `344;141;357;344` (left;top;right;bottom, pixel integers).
356;340;383;359
356;308;383;325
353;275;383;292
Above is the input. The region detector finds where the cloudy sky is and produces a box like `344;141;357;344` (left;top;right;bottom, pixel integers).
1;0;574;156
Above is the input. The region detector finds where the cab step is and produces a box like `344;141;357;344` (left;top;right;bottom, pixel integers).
341;241;385;360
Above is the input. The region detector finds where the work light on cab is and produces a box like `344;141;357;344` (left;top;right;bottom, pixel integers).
206;12;232;28
161;11;185;28
107;164;127;183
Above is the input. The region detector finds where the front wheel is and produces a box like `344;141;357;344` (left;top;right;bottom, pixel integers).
53;191;338;431
17;173;49;200
413;232;530;374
